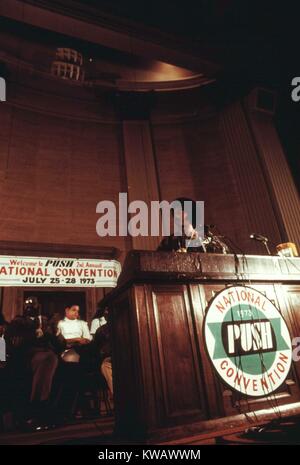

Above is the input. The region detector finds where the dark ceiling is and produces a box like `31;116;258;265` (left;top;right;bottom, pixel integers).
3;0;299;90
63;0;300;90
94;0;298;189
96;0;300;191
78;0;300;189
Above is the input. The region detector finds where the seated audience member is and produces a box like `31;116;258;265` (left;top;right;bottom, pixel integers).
94;306;113;397
5;296;59;430
48;312;62;336
57;305;92;362
55;306;93;419
0;312;7;379
0;314;9;429
0;314;7;365
90;304;107;337
0;313;7;339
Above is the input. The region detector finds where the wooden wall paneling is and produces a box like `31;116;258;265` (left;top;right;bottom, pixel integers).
0;105;12;193
135;284;161;429
94;287;107;308
2;287;20;322
245;98;300;250
189;283;223;418
151;122;198;202
85;288;96;323
196;283;231;416
182;116;249;249
106;251;300;439
277;284;300;387
122;121;161;251
3;74;116;123
0;83;291;260
220;102;283;254
0;103;129;256
152;110;283;255
149;284;207;425
111;287;146;439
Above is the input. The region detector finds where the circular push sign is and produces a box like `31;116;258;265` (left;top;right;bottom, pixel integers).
204;286;292;397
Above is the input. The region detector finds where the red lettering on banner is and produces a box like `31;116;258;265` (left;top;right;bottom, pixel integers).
254;296;261;306
227;291;235;303
227;368;234;377
241;290;247;301
268;372;275;385
261;377;269;390
223;296;231;307
277;363;285;373
279;352;289;364
216;303;225;313
234;372;242;386
220;360;228;370
243;377;250;390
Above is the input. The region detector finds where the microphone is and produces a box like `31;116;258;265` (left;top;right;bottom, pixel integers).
250;233;271;255
250;233;269;243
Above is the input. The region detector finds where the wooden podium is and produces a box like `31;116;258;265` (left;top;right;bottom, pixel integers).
104;251;300;442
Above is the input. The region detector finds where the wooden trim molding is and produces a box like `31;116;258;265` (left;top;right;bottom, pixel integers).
0;240;120;259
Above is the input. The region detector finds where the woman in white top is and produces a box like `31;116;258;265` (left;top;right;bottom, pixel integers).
57;305;92;362
90;305;107;337
57;305;92;343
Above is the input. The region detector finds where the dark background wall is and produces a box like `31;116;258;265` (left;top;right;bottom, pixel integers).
0;75;290;259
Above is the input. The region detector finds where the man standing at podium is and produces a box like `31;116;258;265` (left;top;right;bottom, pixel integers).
157;197;206;253
158;197;229;254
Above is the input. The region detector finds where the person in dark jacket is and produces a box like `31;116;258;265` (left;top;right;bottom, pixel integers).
157;197;229;253
94;306;113;397
157;197;206;252
5;296;60;430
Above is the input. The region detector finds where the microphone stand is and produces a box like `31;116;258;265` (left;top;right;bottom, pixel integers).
262;239;271;256
179;223;187;252
250;235;273;255
214;227;249;279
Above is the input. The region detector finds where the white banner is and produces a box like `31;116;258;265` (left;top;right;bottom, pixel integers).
0;256;121;287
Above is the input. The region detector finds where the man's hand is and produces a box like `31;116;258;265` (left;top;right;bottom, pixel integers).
65;337;90;347
36;328;44;338
78;338;90;345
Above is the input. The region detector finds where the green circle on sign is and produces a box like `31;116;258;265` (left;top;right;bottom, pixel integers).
222;304;276;375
